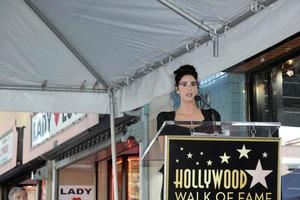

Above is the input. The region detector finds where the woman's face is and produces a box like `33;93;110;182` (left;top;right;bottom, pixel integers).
177;75;198;103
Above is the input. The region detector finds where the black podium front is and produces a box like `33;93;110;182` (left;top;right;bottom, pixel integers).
165;136;280;200
141;121;281;200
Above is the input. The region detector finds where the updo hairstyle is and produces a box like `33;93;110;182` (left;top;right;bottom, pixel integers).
173;65;198;87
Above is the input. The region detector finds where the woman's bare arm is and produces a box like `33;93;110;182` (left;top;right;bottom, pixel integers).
159;136;165;154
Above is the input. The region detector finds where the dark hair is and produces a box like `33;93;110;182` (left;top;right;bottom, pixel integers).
174;65;198;86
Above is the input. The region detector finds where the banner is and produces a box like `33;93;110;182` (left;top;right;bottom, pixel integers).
0;132;13;166
165;136;280;200
31;113;86;147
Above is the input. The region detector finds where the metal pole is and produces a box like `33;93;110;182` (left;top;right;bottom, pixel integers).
213;35;219;57
140;105;149;200
51;160;57;200
109;88;119;200
157;0;217;36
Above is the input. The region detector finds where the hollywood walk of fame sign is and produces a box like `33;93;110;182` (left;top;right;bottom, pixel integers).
164;136;281;200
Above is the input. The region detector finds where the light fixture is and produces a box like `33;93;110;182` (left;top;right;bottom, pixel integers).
286;69;294;77
281;61;295;77
287;59;294;65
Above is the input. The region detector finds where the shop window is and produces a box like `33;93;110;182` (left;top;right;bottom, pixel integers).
252;70;273;123
127;157;139;200
280;59;300;127
109;155;139;200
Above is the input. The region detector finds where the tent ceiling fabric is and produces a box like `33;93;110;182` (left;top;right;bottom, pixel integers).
29;0;203;84
0;0;300;114
28;0;255;85
0;0;98;89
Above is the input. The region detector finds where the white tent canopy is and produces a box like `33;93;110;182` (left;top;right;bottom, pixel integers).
1;0;300;114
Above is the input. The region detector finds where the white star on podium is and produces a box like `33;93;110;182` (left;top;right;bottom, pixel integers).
237;144;251;159
262;152;268;158
245;159;272;189
187;152;193;159
207;160;212;166
220;152;231;164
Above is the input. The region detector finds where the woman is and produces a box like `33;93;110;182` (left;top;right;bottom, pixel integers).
156;64;221;199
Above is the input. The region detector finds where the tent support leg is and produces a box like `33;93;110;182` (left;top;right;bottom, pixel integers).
109;88;119;200
51;160;58;200
140;105;149;200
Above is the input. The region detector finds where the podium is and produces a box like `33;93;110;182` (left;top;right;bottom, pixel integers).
141;121;281;200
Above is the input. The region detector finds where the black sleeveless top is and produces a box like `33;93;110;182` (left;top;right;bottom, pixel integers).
157;109;221;174
156;109;221;135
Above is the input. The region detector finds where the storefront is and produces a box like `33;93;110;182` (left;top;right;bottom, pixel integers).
56;142;139;200
228;32;300;130
0;112;100;199
248;53;300;128
50;115;139;200
0;110;141;200
246;46;300;174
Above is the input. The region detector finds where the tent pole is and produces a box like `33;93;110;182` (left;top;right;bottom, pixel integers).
140;105;149;200
109;88;119;200
157;0;217;36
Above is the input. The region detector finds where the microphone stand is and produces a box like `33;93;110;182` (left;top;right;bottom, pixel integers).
194;95;219;134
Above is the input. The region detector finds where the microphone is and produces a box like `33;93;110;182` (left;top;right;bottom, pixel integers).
194;94;210;109
194;95;201;102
